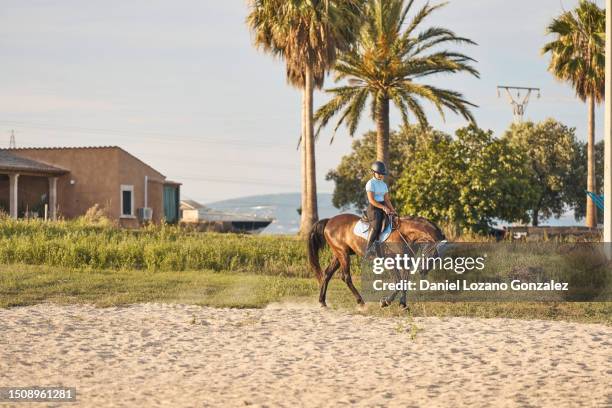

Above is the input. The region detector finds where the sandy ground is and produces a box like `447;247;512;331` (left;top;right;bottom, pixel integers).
0;303;610;408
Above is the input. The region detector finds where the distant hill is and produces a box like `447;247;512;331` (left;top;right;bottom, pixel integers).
205;192;584;234
205;193;356;235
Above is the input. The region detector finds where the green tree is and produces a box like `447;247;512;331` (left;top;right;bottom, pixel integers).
314;0;478;170
326;126;447;210
542;0;605;227
247;0;362;237
503;119;579;226
394;125;535;233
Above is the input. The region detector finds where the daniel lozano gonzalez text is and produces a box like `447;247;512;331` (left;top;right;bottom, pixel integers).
369;253;569;292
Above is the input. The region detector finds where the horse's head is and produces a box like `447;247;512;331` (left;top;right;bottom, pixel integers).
395;215;445;242
395;216;448;276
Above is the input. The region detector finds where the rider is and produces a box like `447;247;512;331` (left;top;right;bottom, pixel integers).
365;161;396;257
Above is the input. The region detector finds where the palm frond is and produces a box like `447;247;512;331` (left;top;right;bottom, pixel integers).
542;0;604;102
401;1;447;40
314;85;362;138
315;0;478;146
247;0;364;89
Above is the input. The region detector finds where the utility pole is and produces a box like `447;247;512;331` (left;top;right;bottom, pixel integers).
604;0;612;246
8;130;16;148
497;85;541;123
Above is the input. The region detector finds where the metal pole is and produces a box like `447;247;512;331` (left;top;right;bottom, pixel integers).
604;0;612;246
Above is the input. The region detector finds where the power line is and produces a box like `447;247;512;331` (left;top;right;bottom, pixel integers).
176;175;299;188
3;130;300;171
145;151;297;171
0;121;336;189
0;120;291;150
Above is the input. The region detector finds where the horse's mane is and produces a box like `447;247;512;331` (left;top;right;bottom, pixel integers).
400;215;446;240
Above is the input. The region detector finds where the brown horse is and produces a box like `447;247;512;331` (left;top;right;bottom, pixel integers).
308;213;446;308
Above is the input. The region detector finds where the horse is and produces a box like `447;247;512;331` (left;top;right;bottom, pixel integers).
308;213;446;308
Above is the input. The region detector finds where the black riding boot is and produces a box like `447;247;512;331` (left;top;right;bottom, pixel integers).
365;229;377;257
365;205;384;258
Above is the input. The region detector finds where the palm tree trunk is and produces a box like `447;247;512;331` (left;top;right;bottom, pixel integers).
300;118;307;228
299;66;318;237
586;95;597;228
299;86;309;237
376;96;390;168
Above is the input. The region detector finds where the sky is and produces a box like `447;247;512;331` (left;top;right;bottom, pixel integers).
0;0;606;204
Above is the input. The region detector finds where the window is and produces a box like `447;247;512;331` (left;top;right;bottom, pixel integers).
120;185;134;217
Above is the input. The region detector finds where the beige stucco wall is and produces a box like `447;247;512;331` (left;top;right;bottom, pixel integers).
6;147;169;227
117;149;165;226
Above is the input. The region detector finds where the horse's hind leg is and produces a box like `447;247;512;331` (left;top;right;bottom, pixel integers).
399;291;408;310
319;257;340;307
339;253;365;306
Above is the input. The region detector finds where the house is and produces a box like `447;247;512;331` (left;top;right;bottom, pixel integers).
180;199;273;233
0;146;180;227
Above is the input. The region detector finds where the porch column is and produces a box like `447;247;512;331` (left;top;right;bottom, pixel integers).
9;173;19;219
49;177;58;221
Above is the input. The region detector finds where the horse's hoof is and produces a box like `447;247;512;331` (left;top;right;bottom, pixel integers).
319;302;327;308
400;303;409;311
380;299;390;308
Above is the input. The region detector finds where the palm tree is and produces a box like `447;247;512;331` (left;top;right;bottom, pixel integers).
247;0;361;237
542;0;605;228
314;0;478;169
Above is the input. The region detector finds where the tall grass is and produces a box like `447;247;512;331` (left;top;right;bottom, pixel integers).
0;218;329;277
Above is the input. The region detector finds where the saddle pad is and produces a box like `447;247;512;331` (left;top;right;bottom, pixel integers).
353;219;393;242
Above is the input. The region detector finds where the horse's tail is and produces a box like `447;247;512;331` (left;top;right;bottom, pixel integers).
308;218;329;284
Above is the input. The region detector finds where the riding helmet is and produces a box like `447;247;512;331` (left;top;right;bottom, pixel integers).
371;161;387;175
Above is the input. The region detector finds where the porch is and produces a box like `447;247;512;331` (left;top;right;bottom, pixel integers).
0;150;68;219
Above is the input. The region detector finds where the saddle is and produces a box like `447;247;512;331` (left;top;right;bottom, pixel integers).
353;212;398;243
361;211;399;232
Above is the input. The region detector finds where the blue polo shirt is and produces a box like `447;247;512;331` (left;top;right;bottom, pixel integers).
365;178;388;202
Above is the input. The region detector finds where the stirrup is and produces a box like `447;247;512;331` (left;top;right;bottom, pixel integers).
364;241;382;259
374;241;383;258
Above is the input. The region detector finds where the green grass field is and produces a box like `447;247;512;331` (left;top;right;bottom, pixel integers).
1;263;609;324
0;219;610;324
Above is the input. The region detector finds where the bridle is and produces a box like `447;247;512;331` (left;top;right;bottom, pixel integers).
391;214;445;260
390;213;401;231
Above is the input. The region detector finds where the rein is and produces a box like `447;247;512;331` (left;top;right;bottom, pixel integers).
391;214;442;259
391;215;412;255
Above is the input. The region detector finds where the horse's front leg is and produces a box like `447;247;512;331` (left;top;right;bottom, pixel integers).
380;289;399;307
399;267;409;310
380;265;400;308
